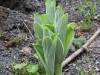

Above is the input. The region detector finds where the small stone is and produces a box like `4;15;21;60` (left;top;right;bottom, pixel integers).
21;47;31;55
95;67;99;71
72;63;76;67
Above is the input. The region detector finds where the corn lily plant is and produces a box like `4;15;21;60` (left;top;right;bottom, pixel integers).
33;0;76;75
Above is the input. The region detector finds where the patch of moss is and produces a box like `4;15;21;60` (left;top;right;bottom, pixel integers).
70;37;87;52
0;31;8;38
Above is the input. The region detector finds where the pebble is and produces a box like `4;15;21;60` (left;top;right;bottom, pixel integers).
21;47;31;55
72;63;76;67
95;67;99;71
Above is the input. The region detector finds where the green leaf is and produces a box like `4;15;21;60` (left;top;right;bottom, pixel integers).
33;53;38;59
34;23;43;40
41;14;52;25
44;24;54;32
43;26;53;38
13;63;27;70
35;36;42;45
51;33;59;41
29;72;40;75
46;0;56;22
33;72;40;75
43;37;52;64
43;35;58;75
54;6;64;23
55;14;68;44
43;37;54;75
33;44;46;68
27;64;38;73
78;68;85;75
64;23;76;57
34;13;42;25
55;38;64;64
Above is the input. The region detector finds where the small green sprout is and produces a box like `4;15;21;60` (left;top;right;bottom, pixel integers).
79;1;97;31
0;31;8;38
77;68;96;75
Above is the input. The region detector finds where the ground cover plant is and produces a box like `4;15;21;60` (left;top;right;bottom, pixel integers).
79;0;97;30
13;59;39;75
70;37;86;52
78;68;96;75
33;0;76;75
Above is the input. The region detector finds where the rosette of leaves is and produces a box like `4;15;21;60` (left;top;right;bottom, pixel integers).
13;61;39;75
33;0;76;75
70;37;87;52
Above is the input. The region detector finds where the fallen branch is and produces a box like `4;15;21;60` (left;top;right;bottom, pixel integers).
62;29;100;68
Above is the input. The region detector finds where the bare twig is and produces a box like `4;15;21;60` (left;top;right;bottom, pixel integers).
62;29;100;68
16;11;35;41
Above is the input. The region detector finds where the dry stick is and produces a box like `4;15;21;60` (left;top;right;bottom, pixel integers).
16;11;35;41
62;29;100;68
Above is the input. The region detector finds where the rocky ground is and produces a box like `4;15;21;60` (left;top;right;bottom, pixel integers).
0;0;100;75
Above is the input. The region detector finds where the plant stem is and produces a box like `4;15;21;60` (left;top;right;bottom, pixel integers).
54;64;62;75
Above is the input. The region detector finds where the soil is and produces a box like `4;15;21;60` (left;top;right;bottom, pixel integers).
0;0;100;75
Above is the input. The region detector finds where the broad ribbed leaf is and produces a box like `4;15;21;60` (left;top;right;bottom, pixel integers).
55;14;68;44
41;14;52;25
34;23;43;40
54;38;64;75
44;24;54;32
51;33;59;41
55;38;64;64
43;35;58;75
34;13;42;25
33;44;46;70
46;0;56;22
34;53;38;59
43;37;54;75
54;6;64;23
35;36;42;45
64;23;76;57
43;27;53;38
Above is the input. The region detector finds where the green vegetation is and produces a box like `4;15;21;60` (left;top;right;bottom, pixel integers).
79;0;97;31
70;37;86;52
5;32;25;47
0;31;8;38
78;68;96;75
33;0;76;75
5;37;23;47
82;54;89;63
13;59;39;75
81;12;92;31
